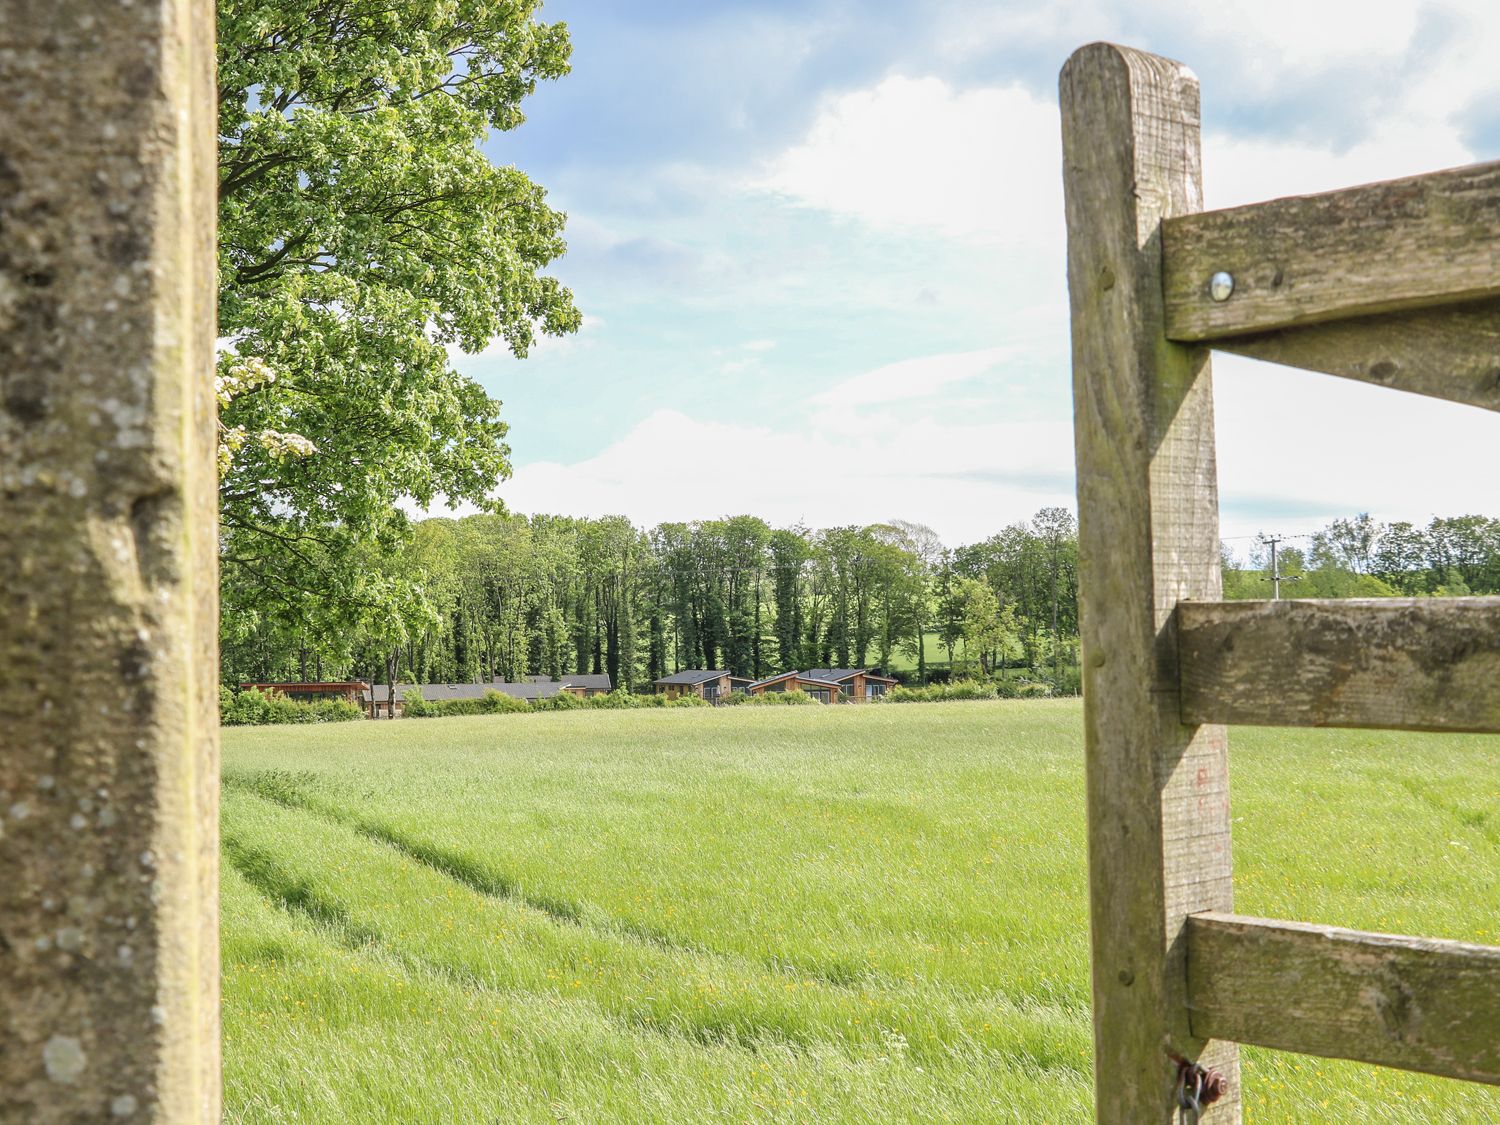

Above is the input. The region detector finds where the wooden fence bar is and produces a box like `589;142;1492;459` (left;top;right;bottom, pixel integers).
1162;160;1500;341
1187;914;1500;1085
1211;298;1500;413
1061;43;1240;1124
1178;598;1500;732
0;1;220;1120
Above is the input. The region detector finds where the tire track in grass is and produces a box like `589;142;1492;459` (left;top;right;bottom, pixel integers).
224;769;884;990
225;774;900;1002
222;782;1092;1076
225;829;651;1024
222;855;1095;1125
221;835;839;1075
225;833;397;956
227;768;1090;1008
222;795;846;1059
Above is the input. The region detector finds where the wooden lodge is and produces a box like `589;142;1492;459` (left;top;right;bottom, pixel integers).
745;668;897;703
656;668;899;704
651;669;747;702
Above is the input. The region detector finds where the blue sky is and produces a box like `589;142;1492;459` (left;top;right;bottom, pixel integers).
449;0;1500;548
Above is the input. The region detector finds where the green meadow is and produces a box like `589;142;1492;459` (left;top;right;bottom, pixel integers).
221;702;1499;1123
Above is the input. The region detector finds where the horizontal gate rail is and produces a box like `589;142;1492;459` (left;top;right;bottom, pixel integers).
1162;160;1500;341
1177;598;1500;732
1187;914;1500;1085
1211;298;1500;413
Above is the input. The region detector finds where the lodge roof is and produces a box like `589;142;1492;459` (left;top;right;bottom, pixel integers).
653;669;728;685
800;668;898;684
746;671;800;689
800;669;864;683
367;683;484;704
566;673;614;692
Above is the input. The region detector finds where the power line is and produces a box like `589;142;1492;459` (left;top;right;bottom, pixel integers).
1258;534;1303;600
1219;531;1313;542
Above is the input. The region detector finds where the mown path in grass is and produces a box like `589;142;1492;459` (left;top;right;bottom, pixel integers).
222;701;1499;1123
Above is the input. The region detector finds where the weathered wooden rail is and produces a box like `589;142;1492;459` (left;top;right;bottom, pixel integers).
1063;41;1500;1125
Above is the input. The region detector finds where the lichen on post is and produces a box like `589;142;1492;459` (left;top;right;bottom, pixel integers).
0;0;219;1120
1061;42;1240;1123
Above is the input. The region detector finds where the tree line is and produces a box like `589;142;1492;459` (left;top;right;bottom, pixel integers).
222;507;1500;692
1223;513;1500;599
220;509;1082;691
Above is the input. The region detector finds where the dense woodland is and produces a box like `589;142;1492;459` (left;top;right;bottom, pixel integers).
221;508;1500;693
222;510;1079;690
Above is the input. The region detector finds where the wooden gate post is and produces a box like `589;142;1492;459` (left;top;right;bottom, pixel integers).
1060;44;1240;1123
0;0;219;1120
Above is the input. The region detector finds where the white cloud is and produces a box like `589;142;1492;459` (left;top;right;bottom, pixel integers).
743;338;777;352
497;403;1074;545
755;76;1062;245
1158;0;1421;71
808;345;1012;407
938;0;1424;87
1202;125;1473;212
484;351;1500;548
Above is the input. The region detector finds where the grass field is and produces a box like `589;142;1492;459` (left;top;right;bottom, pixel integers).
221;701;1499;1123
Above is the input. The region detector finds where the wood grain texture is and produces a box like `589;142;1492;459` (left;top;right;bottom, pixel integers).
1162;160;1500;341
1061;42;1240;1124
1216;298;1500;412
0;1;220;1120
1178;598;1500;732
1188;914;1500;1084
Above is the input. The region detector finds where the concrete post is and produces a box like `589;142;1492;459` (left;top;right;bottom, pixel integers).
0;0;219;1120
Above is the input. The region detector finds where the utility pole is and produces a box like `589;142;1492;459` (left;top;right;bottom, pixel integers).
1259;534;1302;600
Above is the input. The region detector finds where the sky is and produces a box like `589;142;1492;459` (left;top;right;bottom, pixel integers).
447;0;1500;552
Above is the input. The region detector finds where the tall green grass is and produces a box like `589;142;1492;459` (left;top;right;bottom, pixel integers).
222;702;1499;1122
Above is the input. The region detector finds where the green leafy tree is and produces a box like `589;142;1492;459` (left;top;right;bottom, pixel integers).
1031;507;1077;682
1425;515;1500;592
954;577;1019;677
870;521;939;679
1372;521;1430;594
769;529;810;673
1311;513;1379;574
216;0;580;645
935;550;964;672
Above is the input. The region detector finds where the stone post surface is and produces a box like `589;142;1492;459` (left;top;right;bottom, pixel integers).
0;0;219;1120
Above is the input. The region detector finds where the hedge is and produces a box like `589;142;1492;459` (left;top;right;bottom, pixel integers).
402;688;530;718
885;680;1056;703
735;689;817;706
220;687;363;726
